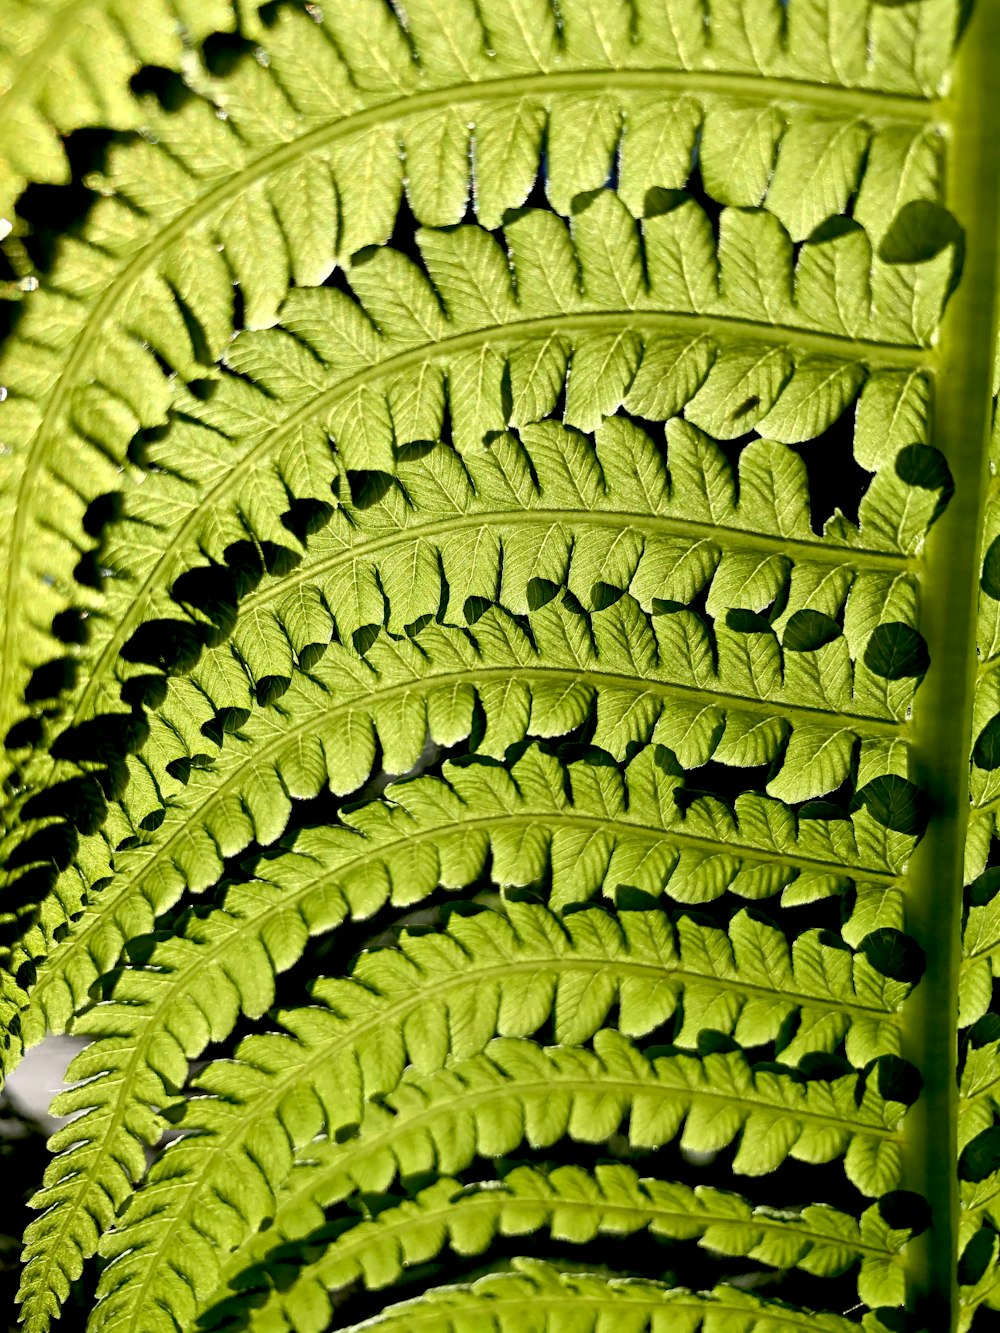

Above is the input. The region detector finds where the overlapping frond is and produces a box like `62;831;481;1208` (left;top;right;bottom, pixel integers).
0;0;954;771
17;747;917;1325
0;11;957;962
22;619;922;1052
88;1030;912;1333
293;1258;875;1333
3;2;997;1333
27;742;915;1040
93;317;936;722
15;717;915;1319
199;1164;911;1332
0;168;949;962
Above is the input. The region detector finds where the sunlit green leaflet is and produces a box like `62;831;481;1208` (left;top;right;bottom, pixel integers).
16;748;915;1328
0;0;256;225
0;0;959;950
92;1028;911;1333
1;3;999;1333
200;1165;911;1332
272;1258;888;1333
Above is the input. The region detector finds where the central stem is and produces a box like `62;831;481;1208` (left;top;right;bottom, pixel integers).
901;4;1000;1326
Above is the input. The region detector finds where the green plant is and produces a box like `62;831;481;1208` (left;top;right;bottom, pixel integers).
1;0;999;1330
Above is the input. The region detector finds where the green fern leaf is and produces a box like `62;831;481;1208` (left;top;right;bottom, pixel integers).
5;4;1000;1332
0;35;955;964
86;1030;908;1333
0;3;951;773
305;1257;872;1333
201;1163;910;1331
18;796;910;1324
0;0;247;223
5;188;940;849
22;660;914;1048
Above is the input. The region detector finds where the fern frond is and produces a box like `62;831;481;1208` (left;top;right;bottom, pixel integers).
101;574;922;880
23;687;916;1048
5;158;934;1071
93;367;931;714
292;1257;874;1333
92;195;938;646
1;181;947;963
0;34;955;963
1;182;949;991
0;0;953;780
58;193;938;783
17;835;911;1330
86;1030;909;1333
3;6;990;1332
15;725;909;1301
28;345;928;965
198;1164;910;1332
0;0;244;222
136;574;915;803
95;327;934;719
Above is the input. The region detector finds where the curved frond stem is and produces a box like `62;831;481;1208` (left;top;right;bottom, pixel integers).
90;1032;906;1332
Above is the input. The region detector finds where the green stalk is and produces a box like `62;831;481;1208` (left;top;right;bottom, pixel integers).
901;3;1000;1326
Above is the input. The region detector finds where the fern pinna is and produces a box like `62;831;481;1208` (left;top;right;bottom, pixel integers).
0;1;998;1331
